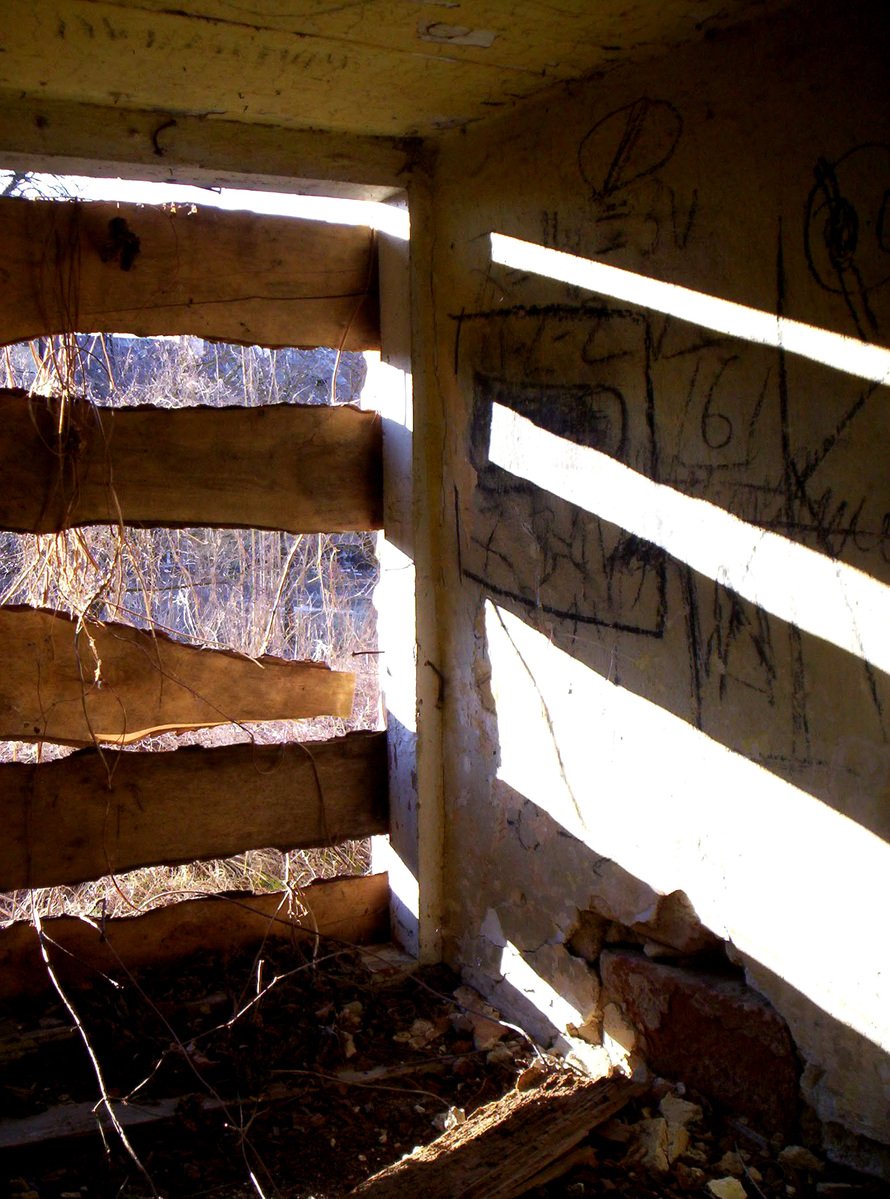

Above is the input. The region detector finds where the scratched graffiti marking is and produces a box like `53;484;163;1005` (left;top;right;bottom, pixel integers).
804;143;890;340
466;344;666;637
573;97;698;256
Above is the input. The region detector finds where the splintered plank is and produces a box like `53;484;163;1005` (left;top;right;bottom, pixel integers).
0;873;390;999
349;1073;641;1199
0;731;388;891
0;606;355;745
0;390;382;534
0;195;378;349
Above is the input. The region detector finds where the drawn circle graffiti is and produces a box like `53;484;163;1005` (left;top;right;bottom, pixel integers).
804;143;890;339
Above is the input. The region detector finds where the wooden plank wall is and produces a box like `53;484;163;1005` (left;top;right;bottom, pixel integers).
0;731;387;890
0;193;389;986
0;873;390;999
0;606;356;745
0;196;379;350
0;390;382;534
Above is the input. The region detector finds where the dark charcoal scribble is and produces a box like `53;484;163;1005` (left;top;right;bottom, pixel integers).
576;97;697;255
804;143;890;339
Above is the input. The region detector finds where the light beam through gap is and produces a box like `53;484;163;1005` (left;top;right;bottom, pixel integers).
488;403;890;675
490;233;890;385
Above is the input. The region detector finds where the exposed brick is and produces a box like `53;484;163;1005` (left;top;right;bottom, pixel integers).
600;950;798;1134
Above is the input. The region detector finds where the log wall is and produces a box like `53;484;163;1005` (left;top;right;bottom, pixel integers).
0;390;382;534
0;731;387;891
0;192;390;990
0;196;379;350
0;605;356;746
0;873;390;999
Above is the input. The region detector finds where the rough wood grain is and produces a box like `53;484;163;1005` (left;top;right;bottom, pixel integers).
0;95;414;195
0;0;755;140
0;195;378;349
0;731;387;891
0;872;390;999
0;606;355;746
0;390;382;534
349;1073;641;1199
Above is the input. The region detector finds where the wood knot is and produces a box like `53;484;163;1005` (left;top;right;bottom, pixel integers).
100;216;141;271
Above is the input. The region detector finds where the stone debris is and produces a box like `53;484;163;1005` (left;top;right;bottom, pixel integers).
676;1162;707;1189
627;1116;672;1171
779;1144;826;1172
392;1016;448;1051
716;1149;746;1175
659;1094;704;1129
707;1178;748;1199
524;1077;887;1199
452;984;508;1051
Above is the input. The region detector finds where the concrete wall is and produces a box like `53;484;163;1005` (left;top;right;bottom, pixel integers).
416;0;890;1174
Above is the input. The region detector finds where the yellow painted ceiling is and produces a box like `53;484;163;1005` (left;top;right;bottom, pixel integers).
0;0;788;138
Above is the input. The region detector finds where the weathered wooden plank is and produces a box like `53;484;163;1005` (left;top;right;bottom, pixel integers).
0;0;725;140
0;390;382;534
0;872;390;999
0;95;414;196
0;196;378;350
349;1073;641;1199
0;1022;76;1065
0;731;387;891
0;1094;228;1151
0;606;355;746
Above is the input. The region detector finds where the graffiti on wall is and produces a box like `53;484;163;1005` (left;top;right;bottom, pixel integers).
804;143;890;341
456;105;890;776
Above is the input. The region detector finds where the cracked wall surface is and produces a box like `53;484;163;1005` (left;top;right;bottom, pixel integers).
416;0;890;1177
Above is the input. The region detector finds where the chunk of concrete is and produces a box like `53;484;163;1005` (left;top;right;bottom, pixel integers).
659;1094;703;1129
632;890;722;955
600;950;798;1134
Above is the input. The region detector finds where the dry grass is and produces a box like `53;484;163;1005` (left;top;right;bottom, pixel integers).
0;332;381;922
0;841;372;926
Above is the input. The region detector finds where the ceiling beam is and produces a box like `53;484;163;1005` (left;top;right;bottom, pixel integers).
0;94;415;200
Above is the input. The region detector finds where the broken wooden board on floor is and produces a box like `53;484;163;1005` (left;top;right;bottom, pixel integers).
0;872;389;999
0;195;379;349
0;390;382;534
349;1071;642;1199
0;605;355;745
0;1094;226;1150
0;730;388;891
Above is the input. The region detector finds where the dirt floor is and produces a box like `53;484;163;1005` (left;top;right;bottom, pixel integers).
0;936;884;1199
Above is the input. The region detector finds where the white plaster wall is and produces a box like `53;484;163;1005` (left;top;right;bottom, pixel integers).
418;0;890;1168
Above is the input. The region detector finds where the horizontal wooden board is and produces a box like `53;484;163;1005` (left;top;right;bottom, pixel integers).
0;872;390;999
0;731;387;891
0;390;382;534
0;1093;227;1151
0;95;414;195
0;196;378;349
0;606;355;746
